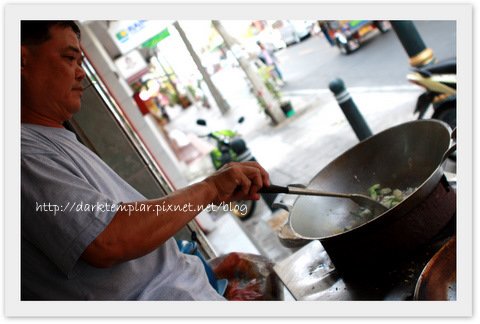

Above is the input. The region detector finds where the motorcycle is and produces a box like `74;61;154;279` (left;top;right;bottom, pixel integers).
196;117;279;221
407;57;456;129
407;57;456;160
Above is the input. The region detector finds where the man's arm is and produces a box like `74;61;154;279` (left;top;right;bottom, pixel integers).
81;161;269;268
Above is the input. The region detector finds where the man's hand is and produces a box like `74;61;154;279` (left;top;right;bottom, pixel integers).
202;161;270;205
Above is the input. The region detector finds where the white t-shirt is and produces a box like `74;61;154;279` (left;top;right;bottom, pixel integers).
21;123;224;300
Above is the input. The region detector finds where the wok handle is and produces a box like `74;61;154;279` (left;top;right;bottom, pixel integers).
441;127;457;163
441;144;457;163
258;184;290;194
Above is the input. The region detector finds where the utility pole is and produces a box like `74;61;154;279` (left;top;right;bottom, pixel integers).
211;20;286;125
173;21;230;114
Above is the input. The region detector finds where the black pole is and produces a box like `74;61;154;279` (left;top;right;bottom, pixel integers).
329;78;372;141
390;21;436;67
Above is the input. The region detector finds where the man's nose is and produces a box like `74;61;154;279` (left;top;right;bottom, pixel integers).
76;65;86;81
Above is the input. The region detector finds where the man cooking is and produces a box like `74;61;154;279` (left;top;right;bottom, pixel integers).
21;20;269;300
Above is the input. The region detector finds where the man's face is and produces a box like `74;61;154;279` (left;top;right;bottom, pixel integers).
21;25;86;125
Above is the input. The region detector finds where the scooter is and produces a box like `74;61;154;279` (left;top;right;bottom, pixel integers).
196;117;279;221
407;57;456;130
407;58;456;161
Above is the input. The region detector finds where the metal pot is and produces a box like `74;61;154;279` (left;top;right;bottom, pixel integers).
277;120;456;271
414;236;456;300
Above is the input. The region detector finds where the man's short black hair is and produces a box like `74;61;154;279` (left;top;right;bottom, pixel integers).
21;20;81;46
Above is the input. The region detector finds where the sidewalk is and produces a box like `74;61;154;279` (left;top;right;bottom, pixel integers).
248;85;426;186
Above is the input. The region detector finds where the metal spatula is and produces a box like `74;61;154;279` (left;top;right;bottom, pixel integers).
259;184;388;215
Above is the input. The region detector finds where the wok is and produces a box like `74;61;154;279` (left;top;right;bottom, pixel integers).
278;120;456;271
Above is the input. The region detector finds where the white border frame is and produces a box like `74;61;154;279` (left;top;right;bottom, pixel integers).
3;2;473;318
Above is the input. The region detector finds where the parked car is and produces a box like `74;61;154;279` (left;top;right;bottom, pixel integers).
272;20;314;46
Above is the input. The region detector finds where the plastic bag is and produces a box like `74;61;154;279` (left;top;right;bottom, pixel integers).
209;252;284;301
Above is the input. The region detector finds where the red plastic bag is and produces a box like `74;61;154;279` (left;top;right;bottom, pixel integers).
209;252;283;301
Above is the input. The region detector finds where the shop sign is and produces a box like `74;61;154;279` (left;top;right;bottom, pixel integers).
141;28;170;48
109;20;171;54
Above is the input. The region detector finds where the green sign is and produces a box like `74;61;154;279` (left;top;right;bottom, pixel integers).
141;28;170;48
349;20;365;28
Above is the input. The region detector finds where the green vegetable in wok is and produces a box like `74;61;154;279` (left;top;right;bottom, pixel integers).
368;184;381;200
345;184;416;233
367;184;416;209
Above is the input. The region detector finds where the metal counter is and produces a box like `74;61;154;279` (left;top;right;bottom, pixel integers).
274;223;454;301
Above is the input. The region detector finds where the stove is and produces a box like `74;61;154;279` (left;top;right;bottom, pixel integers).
273;175;456;301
